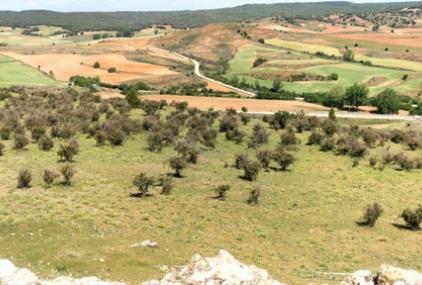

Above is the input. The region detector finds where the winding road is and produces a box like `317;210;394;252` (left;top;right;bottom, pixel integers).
173;52;256;97
170;51;420;122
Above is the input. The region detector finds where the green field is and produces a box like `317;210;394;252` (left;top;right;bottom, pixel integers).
224;42;421;97
0;56;62;87
1;95;422;285
267;38;342;57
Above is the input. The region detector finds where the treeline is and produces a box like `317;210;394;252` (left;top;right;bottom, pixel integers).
0;2;420;31
214;75;420;115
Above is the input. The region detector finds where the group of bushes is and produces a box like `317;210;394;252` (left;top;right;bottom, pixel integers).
0;88;148;190
358;202;422;231
17;164;76;189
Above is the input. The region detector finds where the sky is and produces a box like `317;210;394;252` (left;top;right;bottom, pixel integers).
1;0;419;11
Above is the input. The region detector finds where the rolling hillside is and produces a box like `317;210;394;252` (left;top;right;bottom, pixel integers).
0;1;421;31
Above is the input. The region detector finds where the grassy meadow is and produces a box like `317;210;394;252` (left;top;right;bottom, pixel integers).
1;101;422;285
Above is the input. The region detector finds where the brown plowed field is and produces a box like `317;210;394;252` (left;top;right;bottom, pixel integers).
3;52;177;84
334;33;422;48
142;95;329;112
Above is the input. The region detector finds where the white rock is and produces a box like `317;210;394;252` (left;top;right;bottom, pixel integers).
0;260;17;279
379;265;422;285
341;270;374;285
1;268;39;285
141;250;285;285
131;240;158;248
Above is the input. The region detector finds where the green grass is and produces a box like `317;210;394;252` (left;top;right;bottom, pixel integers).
0;56;62;87
1;109;422;285
224;42;420;96
355;54;422;73
267;38;342;57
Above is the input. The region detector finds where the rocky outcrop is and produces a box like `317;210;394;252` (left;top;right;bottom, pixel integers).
0;250;284;285
342;265;422;285
0;259;124;285
141;250;285;285
1;251;422;285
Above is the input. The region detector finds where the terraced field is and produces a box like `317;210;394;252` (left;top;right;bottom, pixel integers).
223;41;421;97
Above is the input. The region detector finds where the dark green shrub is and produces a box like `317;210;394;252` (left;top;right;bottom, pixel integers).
401;206;422;230
43;169;58;186
17;169;32;188
375;89;400;114
226;128;245;144
280;126;299;147
248;124;269;149
175;139;200;164
393;153;414;171
242;160;261;181
247;186;261;205
94;131;107;146
273;147;294;171
358;203;383;227
307;130;324;145
256;150;273;169
219;114;238;132
234;154;248;169
132;172;155;197
0;142;4;156
239;113;250;125
57;139;79;162
60;164;76;186
108;67;117;73
38;135;54;151
159;176;173;195
215;184;230;201
31;126;46;142
0;127;11;140
169;156;187;178
13;134;29;150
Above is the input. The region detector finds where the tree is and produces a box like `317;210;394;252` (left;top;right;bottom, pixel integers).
93;62;101;68
108;67;117;73
125;88;141;108
375;89;400;114
272;78;282;92
159;176;173;195
345;83;368;110
342;49;355;62
0;142;4;156
132;172;155;197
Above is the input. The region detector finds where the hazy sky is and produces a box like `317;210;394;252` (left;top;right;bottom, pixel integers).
2;0;419;11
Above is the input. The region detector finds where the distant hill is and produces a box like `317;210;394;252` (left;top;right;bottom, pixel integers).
0;1;421;31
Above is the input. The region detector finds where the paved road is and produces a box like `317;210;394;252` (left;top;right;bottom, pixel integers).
246;111;419;121
173;52;256;97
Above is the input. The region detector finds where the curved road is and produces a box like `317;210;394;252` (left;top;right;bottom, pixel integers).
173;52;256;97
170;51;419;122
